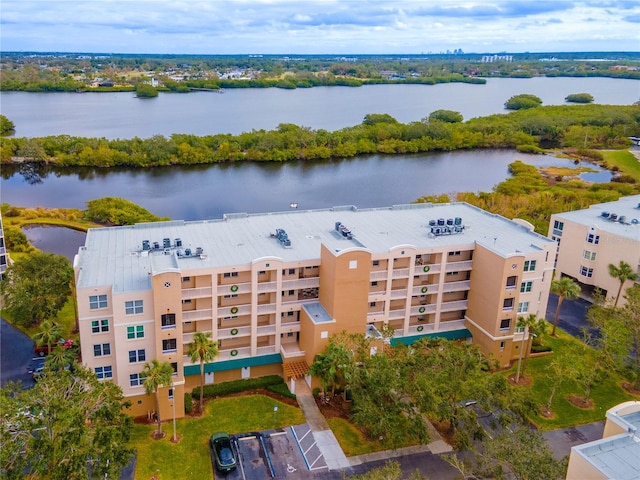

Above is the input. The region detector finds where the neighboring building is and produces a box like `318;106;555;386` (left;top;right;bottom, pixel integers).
74;203;555;419
566;400;640;480
0;213;7;279
549;195;640;304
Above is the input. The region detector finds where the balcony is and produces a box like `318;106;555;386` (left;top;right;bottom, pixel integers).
220;282;250;295
218;325;251;339
218;346;251;361
391;268;410;279
413;264;441;275
257;324;277;336
390;288;408;300
182;309;212;322
413;304;437;315
370;270;388;281
282;277;320;290
440;300;468;312
280;342;305;360
257;281;277;293
281;320;301;333
442;280;471;293
388;309;406;320
446;260;473;272
257;303;277;315
181;287;212;300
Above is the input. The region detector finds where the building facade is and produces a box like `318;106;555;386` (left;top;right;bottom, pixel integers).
549;195;640;305
0;213;8;280
74;203;555;419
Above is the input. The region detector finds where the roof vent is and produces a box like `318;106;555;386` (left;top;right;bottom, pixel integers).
175;238;182;247
619;215;627;224
153;241;160;250
609;213;618;221
142;240;151;251
335;221;354;240
272;228;292;247
428;218;465;237
163;238;171;248
601;211;610;218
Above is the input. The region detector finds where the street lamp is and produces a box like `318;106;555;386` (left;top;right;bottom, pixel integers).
515;326;527;383
171;382;177;442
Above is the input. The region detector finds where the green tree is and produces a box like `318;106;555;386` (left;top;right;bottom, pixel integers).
0;114;15;136
188;331;219;413
505;93;543;110
478;424;566;480
0;365;133;480
0;252;73;328
33;320;63;356
550;277;581;336
565;93;594;104
608;260;638;307
428;109;463;123
135;83;158;98
142;359;174;437
514;314;546;383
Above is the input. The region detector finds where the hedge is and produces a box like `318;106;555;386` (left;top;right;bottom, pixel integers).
192;375;286;399
267;382;297;399
184;393;193;414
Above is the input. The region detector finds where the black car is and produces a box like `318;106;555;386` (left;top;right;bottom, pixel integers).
210;432;237;473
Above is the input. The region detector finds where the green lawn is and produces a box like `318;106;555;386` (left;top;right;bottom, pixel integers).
327;417;386;456
504;330;638;430
602;149;640;182
131;394;306;480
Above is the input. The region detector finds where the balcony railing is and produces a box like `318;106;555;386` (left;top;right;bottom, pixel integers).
442;280;471;293
446;260;473;272
282;277;320;290
440;300;468;312
391;268;410;279
370;270;388;281
181;286;212;300
413;264;441;275
182;309;213;322
390;288;408;299
257;281;277;293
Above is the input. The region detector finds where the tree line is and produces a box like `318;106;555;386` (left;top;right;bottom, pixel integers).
1;103;638;167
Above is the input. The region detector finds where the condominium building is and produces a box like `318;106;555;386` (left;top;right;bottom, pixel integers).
0;213;8;280
74;203;555;419
549;195;640;305
566;400;640;480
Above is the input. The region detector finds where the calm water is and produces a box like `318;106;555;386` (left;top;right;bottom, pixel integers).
22;226;86;262
1;77;638;139
3;150;611;221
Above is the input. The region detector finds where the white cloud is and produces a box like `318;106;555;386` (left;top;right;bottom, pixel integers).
0;0;638;53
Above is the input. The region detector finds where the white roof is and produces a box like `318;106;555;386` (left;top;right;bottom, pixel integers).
75;202;555;293
553;194;640;242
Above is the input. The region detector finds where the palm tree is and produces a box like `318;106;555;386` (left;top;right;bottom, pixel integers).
550;277;581;336
33;320;63;356
187;332;219;413
608;261;638;307
142;359;174;437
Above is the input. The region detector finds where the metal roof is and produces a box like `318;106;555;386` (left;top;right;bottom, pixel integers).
75;202;555;293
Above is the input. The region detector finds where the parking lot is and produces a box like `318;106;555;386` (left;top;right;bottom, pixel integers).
216;425;329;480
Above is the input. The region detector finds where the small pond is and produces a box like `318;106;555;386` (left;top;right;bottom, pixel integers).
23;226;86;262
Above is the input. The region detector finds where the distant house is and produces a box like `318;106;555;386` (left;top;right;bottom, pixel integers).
98;81;114;88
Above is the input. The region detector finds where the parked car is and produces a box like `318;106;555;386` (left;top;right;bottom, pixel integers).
34;339;74;357
210;432;237;473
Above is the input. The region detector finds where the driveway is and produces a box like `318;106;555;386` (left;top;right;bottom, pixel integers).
0;316;37;388
545;294;596;339
543;421;605;460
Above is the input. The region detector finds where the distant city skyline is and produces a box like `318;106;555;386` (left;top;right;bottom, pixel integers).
1;1;639;55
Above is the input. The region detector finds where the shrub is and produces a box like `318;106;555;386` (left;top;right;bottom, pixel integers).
516;144;545;154
505;94;543;110
531;344;552;353
193;375;285;399
612;174;636;184
267;383;297;399
184;392;193;414
565;93;594;104
312;387;321;397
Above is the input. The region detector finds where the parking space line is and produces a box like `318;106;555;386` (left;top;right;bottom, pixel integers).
290;425;312;471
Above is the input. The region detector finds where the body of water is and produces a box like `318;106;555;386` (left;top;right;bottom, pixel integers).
3;150;611;221
22;226;86;262
1;77;637;139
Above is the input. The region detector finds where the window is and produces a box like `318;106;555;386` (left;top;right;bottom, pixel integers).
448;251;461;256
517;302;530;313
506;276;517;289
171;362;178;376
181;276;191;282
523;260;536;272
583;250;597;261
499;341;505;352
130;373;145;387
500;319;511;330
168;388;174;400
182;299;192;304
372;260;380;267
447;271;459;276
586;233;600;245
125;300;143;315
520;281;533;293
553;220;564;236
223;272;238;278
89;294;108;310
288;268;296;275
129;349;146;363
503;298;514;310
223;294;238;299
371;281;378;287
91;319;109;333
370;302;377;307
161;313;176;329
126;325;144;339
95;366;113;380
580;266;594;278
162;339;177;353
258;270;266;275
93;343;111;357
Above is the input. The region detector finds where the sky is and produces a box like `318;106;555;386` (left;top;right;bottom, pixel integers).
1;0;639;55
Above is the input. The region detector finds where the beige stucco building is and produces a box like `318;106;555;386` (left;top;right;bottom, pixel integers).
549;195;640;304
74;202;555;419
566;400;640;480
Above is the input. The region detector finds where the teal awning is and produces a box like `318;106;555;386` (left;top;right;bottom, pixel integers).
183;353;283;377
390;328;472;347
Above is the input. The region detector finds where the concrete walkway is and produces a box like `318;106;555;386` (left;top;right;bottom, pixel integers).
294;379;350;470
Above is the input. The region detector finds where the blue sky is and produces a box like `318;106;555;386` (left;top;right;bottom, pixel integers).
1;0;639;54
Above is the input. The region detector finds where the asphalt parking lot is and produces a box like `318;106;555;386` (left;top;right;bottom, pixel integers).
218;426;329;480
